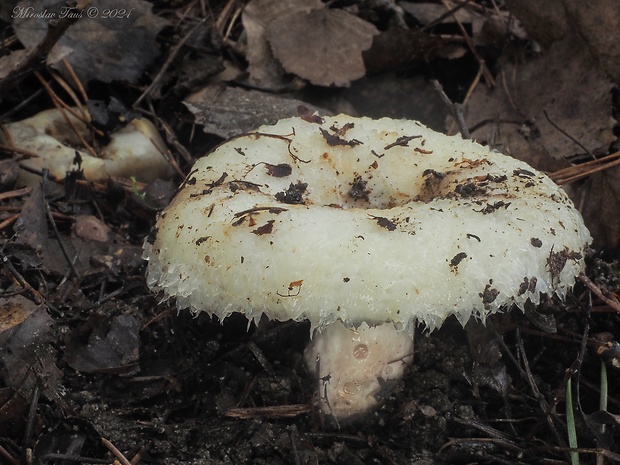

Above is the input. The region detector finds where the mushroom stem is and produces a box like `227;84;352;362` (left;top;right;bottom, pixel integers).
304;320;414;420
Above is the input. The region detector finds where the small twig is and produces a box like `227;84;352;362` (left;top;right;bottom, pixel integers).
0;249;44;303
153;115;193;164
61;57;89;104
39;454;110;463
129;442;151;465
440;0;495;87
223;5;243;41
18;164;65;184
224;404;311;419
214;0;240;37
515;328;568;455
95;281;142;305
463;59;485;107
579;274;620;314
101;437;132;465
21;381;41;464
544;110;595;160
134;17;209;107
422;0;473;31
467;118;523;134
0;143;44;159
0;213;20;231
431;80;470;138
500;69;520;115
247;341;276;377
42;171;80;278
0;187;32;202
34;72;98;158
549;151;620;185
0;444;18;465
0;88;45;120
48;68;88;121
569;292;591;413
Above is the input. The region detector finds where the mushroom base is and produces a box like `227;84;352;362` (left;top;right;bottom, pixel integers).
304;320;414;421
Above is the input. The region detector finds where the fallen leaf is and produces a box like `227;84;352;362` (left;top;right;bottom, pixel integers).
460;36;615;172
504;0;568;47
572;167;620;252
0;299;63;403
0;294;39;333
267;9;379;87
184;85;330;138
0;49;30;87
242;0;322;90
65;312;141;374
506;0;620;83
0;160;20;191
13;183;48;254
13;0;168;85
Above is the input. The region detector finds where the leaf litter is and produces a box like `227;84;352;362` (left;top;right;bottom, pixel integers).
12;0;168;85
0;1;619;464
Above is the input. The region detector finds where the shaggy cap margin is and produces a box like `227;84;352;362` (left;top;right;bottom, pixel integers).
143;115;591;333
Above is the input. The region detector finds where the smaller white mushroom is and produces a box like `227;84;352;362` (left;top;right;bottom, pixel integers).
143;114;590;421
0;107;174;186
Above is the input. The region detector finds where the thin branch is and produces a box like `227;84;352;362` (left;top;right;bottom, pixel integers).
432;79;470;138
134;17;209;107
440;0;495;87
549;151;620;185
579;274;620;314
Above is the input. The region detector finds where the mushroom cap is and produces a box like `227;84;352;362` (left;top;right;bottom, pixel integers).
143;115;590;332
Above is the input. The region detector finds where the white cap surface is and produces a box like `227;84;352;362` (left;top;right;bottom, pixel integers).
144;115;590;332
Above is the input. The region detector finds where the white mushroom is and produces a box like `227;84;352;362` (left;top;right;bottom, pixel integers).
0;107;174;186
143;114;590;420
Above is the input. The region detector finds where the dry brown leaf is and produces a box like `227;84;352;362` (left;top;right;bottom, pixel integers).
0;299;63;403
572;167;620;251
561;0;620;85
267;9;378;87
242;0;322;90
0;295;39;333
0;48;30;85
13;0;168;85
460;37;614;172
506;0;620;84
184;85;330;138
